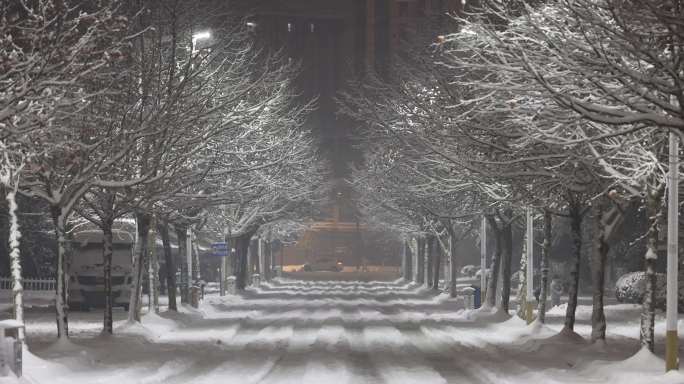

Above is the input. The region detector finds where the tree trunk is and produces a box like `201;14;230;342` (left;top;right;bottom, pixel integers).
191;230;200;284
500;210;514;312
642;184;664;351
538;209;552;324
0;198;11;279
235;233;253;290
405;240;413;283
485;215;502;309
148;219;159;314
516;236;528;319
190;229;201;307
426;235;435;288
416;237;425;285
159;220;177;311
248;238;257;283
590;200;609;343
401;239;407;280
175;225;188;304
6;191;24;341
564;201;583;332
224;231;234;279
449;227;459;298
102;218;114;334
407;240;414;282
128;212;150;323
590;196;626;342
271;239;276;279
51;205;70;339
257;238;264;277
433;237;442;291
229;236;237;277
264;239;272;280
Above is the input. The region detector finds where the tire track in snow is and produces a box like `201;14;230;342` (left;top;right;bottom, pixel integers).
258;322;360;384
31;279;651;383
358;325;449;384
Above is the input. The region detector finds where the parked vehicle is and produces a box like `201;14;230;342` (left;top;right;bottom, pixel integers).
615;271;684;312
615;271;667;309
460;265;478;277
301;258;343;272
69;230;134;311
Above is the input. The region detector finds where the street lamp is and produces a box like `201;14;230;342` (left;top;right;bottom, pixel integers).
666;131;679;371
192;31;211;46
191;31;211;55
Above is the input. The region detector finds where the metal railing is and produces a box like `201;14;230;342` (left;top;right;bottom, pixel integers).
0;277;56;291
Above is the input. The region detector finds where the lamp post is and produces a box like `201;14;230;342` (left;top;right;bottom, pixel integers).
191;31;211;72
191;31;211;54
666;131;679;371
184;30;210;303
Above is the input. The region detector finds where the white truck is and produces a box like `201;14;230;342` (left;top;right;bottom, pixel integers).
69;230;134;311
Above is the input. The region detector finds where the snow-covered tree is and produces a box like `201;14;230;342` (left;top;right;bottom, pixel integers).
441;0;681;344
2;0;133;338
115;0;324;313
0;141;26;341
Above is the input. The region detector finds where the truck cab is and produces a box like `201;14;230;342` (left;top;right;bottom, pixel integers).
69;230;134;311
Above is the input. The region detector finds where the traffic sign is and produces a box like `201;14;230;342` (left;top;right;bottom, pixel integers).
210;242;228;257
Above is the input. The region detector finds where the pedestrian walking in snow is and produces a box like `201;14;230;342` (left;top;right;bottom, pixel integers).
550;276;563;307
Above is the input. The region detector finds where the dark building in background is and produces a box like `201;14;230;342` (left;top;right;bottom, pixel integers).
233;0;461;267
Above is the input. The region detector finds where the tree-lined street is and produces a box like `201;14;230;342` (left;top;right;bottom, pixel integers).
2;0;684;382
23;279;680;384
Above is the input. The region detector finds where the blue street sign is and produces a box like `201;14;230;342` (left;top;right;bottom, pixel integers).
210;242;228;257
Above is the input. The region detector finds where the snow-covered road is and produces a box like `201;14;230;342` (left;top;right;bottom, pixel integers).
22;279;684;384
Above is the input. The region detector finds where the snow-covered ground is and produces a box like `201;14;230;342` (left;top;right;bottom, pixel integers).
10;279;684;383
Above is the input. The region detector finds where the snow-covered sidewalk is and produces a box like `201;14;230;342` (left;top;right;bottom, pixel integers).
17;279;684;383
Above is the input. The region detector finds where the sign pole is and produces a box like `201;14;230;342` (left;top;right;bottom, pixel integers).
210;241;229;296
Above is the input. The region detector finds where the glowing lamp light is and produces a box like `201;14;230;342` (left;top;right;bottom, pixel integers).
192;31;211;42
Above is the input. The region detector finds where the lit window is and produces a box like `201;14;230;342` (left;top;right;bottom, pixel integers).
287;22;293;32
309;22;315;33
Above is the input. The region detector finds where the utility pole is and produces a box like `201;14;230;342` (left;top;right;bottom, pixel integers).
666;131;679;371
